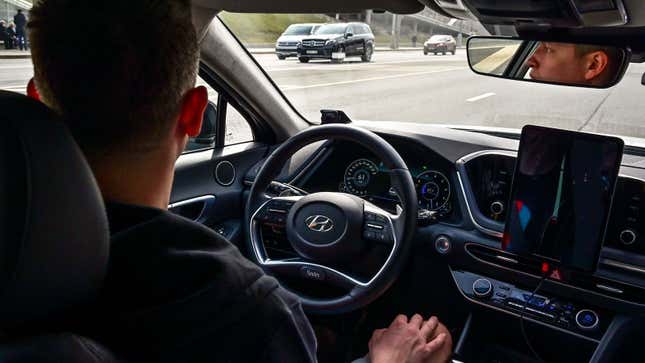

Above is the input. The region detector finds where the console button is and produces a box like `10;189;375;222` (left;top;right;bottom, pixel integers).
620;229;637;245
490;201;505;215
547;303;561;313
434;235;451;254
575;309;599;330
472;278;493;298
557;316;571;328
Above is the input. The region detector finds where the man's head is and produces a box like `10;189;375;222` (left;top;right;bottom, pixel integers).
17;9;22;14
526;42;620;86
28;0;207;164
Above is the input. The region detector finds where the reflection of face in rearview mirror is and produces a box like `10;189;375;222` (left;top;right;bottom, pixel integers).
525;42;621;86
467;36;627;88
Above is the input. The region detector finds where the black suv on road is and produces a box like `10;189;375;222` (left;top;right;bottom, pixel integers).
296;22;375;63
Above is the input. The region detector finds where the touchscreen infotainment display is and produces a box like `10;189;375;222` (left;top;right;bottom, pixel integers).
503;125;623;272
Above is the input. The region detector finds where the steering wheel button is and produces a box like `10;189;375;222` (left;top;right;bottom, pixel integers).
300;266;326;281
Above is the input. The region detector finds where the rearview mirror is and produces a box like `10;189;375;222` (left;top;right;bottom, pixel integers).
467;36;630;88
345;33;353;38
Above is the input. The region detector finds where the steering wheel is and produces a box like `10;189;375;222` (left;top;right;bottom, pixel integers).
245;124;417;314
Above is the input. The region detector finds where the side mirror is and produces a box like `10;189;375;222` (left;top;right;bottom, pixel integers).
194;101;217;145
345;33;353;38
467;36;630;88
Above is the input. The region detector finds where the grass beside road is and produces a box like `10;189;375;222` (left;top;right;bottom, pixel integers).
219;12;329;44
219;12;433;48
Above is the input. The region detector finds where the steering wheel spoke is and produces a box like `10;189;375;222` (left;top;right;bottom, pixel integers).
263;258;362;291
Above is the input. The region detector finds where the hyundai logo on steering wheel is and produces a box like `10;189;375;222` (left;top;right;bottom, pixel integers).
305;215;334;232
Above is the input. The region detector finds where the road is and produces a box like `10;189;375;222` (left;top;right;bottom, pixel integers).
2;50;645;139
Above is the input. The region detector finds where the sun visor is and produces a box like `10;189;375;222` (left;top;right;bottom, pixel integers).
194;0;424;14
427;0;628;27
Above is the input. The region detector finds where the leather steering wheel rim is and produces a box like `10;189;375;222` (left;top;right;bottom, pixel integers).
245;124;417;314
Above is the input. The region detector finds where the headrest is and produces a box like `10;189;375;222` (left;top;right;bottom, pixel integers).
0;91;109;328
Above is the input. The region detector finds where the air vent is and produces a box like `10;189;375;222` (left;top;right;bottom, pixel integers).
465;243;542;275
215;160;236;186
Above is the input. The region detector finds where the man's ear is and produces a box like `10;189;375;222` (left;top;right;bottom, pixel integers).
584;51;609;81
177;86;208;137
27;78;40;101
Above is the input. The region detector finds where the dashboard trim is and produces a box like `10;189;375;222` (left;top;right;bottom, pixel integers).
600;258;645;276
456;149;518;164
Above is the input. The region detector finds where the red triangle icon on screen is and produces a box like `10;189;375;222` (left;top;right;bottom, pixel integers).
549;269;562;281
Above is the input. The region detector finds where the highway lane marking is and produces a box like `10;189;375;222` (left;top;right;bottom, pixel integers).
1;85;26;90
1;86;26;93
0;65;33;70
265;58;465;72
466;92;496;102
280;67;466;90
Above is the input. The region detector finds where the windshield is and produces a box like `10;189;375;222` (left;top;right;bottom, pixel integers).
283;25;314;35
2;9;644;143
216;9;645;143
315;24;347;35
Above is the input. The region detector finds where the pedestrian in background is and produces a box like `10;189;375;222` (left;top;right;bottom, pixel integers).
412;34;418;47
14;9;27;51
6;22;16;49
0;20;7;49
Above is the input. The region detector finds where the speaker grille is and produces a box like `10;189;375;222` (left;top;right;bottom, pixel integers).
215;160;235;186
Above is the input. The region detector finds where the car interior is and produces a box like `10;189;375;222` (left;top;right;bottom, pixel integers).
3;0;645;362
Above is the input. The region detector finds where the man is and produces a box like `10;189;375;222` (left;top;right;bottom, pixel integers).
28;1;452;362
525;42;620;86
13;9;26;51
0;20;8;50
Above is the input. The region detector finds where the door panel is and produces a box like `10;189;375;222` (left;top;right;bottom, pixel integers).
170;142;269;247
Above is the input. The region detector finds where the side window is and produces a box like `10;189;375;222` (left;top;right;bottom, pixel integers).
363;25;372;34
184;76;254;152
349;25;358;35
225;105;253;145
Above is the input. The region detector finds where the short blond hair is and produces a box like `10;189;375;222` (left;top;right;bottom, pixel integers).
29;0;199;157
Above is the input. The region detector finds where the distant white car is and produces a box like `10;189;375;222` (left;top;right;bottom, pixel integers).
275;23;322;60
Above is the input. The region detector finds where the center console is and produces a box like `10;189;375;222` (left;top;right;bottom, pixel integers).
452;270;608;340
436;126;645;361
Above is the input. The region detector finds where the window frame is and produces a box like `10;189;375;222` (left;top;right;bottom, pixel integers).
183;63;275;154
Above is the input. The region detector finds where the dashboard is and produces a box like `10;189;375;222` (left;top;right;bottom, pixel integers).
271;123;645;353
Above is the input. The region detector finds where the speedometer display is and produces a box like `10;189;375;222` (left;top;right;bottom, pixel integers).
343;159;378;196
415;171;451;211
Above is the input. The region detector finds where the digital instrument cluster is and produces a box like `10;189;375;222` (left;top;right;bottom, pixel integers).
339;158;453;217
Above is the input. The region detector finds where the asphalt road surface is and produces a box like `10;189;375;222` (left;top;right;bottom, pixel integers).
3;50;645;140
